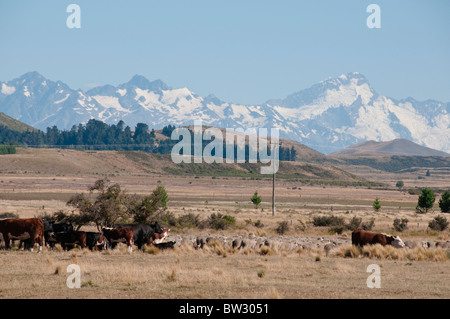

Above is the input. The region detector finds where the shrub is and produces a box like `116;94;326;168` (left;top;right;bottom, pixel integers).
0;212;19;219
346;217;362;231
159;211;177;227
393;218;409;232
329;225;345;234
312;215;345;227
361;218;375;231
428;216;449;231
254;220;264;228
177;213;201;228
276;221;289;235
259;246;275;256
206;213;236;230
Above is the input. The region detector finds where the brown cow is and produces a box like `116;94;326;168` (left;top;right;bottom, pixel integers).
102;227;134;252
148;228;170;246
54;231;87;250
0;218;44;252
352;229;405;248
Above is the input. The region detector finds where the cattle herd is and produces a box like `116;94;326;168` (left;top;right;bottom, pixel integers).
0;217;171;253
0;217;446;254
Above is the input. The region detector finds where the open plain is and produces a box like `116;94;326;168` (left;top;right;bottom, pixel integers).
0;148;449;299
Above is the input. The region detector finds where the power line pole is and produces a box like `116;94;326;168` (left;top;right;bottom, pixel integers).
272;141;280;217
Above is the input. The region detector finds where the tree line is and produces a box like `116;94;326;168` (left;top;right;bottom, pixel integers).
0;119;297;161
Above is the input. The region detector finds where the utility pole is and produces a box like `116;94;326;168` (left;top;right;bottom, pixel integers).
272;165;275;216
272;141;281;217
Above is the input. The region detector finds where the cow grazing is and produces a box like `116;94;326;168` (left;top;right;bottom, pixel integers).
54;231;87;250
112;222;163;250
43;220;74;248
149;228;170;245
102;227;134;252
85;232;106;251
0;218;44;252
352;229;405;248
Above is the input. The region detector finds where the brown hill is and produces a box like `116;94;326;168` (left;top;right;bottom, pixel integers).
329;139;449;157
0;147;372;185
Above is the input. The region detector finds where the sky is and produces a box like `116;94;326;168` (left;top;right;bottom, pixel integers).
1;0;449;105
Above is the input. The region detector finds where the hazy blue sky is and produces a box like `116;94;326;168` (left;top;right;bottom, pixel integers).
1;0;449;104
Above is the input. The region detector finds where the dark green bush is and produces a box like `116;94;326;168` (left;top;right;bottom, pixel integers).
206;213;236;230
312;215;345;227
346;217;362;231
177;213;202;228
0;212;19;219
428;216;449;231
276;221;289;235
254;220;264;228
361;218;375;231
393;218;409;232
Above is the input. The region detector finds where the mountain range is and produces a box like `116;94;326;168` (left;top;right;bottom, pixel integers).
0;71;448;154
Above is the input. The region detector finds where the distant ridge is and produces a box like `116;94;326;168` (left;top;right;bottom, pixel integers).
329;138;450;157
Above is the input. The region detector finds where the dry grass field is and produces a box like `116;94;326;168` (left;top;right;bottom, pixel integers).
0;245;449;299
0;148;449;299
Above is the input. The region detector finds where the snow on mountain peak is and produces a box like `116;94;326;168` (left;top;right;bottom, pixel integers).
0;72;448;155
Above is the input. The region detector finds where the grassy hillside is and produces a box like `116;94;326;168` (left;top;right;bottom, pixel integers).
0;147;379;186
331;154;450;173
0;112;37;132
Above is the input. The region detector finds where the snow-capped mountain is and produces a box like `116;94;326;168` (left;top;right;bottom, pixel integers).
0;71;448;154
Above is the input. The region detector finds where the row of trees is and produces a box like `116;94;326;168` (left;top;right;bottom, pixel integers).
0;119;297;161
416;188;449;214
372;188;450;214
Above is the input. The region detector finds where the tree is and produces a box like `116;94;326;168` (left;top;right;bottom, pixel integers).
132;185;168;224
67;179;131;230
373;198;381;211
438;191;450;213
416;188;435;214
251;191;262;209
396;181;404;189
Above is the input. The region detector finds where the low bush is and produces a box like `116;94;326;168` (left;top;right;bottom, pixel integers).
393;218;409;232
276;221;290;235
361;218;375;231
428;216;449;231
312;215;345;227
346;217;362;231
177;213;202;228
0;212;19;219
206;213;236;230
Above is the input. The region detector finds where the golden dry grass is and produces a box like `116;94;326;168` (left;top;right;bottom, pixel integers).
0;148;449;299
336;244;449;262
0;244;448;299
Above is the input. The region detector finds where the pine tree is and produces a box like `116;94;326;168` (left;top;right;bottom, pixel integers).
251;191;262;209
439;190;450;213
373;198;381;211
416;188;435;214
